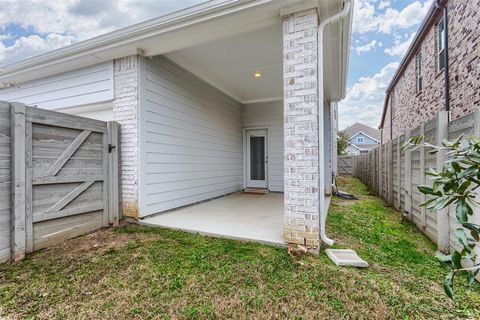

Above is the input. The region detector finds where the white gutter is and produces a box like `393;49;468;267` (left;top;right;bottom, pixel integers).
318;1;351;246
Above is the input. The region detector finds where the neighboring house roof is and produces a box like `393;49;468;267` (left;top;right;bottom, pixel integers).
341;122;381;143
0;0;353;102
379;0;447;129
347;143;361;150
346;142;378;155
356;144;378;151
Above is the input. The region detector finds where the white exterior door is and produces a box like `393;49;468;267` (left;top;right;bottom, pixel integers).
246;129;268;188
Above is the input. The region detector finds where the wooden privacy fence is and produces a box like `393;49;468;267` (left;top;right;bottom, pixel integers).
338;155;354;175
1;101;120;262
352;110;480;253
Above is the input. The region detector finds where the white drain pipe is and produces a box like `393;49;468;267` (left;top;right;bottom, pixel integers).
318;1;351;246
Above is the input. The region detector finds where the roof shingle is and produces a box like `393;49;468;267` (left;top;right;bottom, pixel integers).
341;123;381;142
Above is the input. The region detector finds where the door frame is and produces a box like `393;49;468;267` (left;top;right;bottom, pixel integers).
243;128;268;189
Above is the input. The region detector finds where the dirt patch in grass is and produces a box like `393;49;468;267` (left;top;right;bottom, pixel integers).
40;223;162;258
1;177;479;319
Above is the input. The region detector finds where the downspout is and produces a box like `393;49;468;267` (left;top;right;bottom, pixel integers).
437;0;450;120
389;90;393;140
318;0;351;246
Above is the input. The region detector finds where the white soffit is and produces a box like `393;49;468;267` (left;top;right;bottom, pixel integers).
166;24;283;103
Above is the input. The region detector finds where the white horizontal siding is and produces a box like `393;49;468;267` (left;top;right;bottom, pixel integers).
142;56;243;216
65;108;114;121
55;103;114;121
242;101;284;192
0;62;114;110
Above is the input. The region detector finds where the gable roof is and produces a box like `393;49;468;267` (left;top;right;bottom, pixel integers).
356;143;379;151
341;122;381;142
347;142;378;152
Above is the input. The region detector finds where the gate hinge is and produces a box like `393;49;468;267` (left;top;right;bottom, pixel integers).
108;144;116;153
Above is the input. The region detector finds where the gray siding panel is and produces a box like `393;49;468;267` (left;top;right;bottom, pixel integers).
242;101;284;192
143;57;243;216
0;62;114;110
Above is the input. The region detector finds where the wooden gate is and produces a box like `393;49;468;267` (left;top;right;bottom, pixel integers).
338;156;354;175
10;103;119;260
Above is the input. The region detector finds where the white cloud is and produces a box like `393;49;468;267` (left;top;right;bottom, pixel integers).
0;34;74;66
353;40;381;55
338;62;399;129
353;0;432;34
0;43;4;63
378;1;391;10
0;1;206;40
384;32;416;56
0;33;13;41
0;0;205;65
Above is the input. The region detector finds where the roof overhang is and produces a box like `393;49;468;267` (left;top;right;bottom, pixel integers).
348;143;362;151
0;0;352;102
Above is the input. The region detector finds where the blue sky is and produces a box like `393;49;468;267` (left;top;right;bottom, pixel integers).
0;0;432;129
340;0;432;129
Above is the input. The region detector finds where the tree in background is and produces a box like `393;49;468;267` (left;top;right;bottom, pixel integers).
337;132;349;155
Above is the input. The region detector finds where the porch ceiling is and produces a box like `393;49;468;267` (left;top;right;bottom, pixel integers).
166;24;283;104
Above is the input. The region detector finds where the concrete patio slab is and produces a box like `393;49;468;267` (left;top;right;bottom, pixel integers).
141;192;285;246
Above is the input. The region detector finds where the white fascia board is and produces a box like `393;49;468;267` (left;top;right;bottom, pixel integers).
340;0;354;100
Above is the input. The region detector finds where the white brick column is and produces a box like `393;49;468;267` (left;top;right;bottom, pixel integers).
282;9;320;247
113;55;141;218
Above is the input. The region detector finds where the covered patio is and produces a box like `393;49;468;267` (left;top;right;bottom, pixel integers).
136;1;348;247
138;14;287;245
142;192;284;245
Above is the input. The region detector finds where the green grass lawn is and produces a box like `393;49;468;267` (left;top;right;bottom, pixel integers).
1;176;479;319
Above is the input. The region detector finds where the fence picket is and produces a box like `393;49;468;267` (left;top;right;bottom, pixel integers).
404;129;412;221
351;111;479;251
10;103;26;261
419;123;426;229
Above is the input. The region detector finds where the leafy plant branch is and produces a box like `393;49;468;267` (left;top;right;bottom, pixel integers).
403;135;480;299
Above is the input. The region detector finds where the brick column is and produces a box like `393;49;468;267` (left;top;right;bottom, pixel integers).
282;9;320;247
113;55;141;219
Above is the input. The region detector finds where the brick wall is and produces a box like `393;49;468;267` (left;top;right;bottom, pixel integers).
113;55;140;218
282;8;320;247
382;0;480;143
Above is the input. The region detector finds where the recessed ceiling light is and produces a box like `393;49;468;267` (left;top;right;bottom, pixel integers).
254;71;262;78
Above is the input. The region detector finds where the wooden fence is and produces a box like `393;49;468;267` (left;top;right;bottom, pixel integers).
1;102;120;262
352;110;480;253
338;155;354;175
